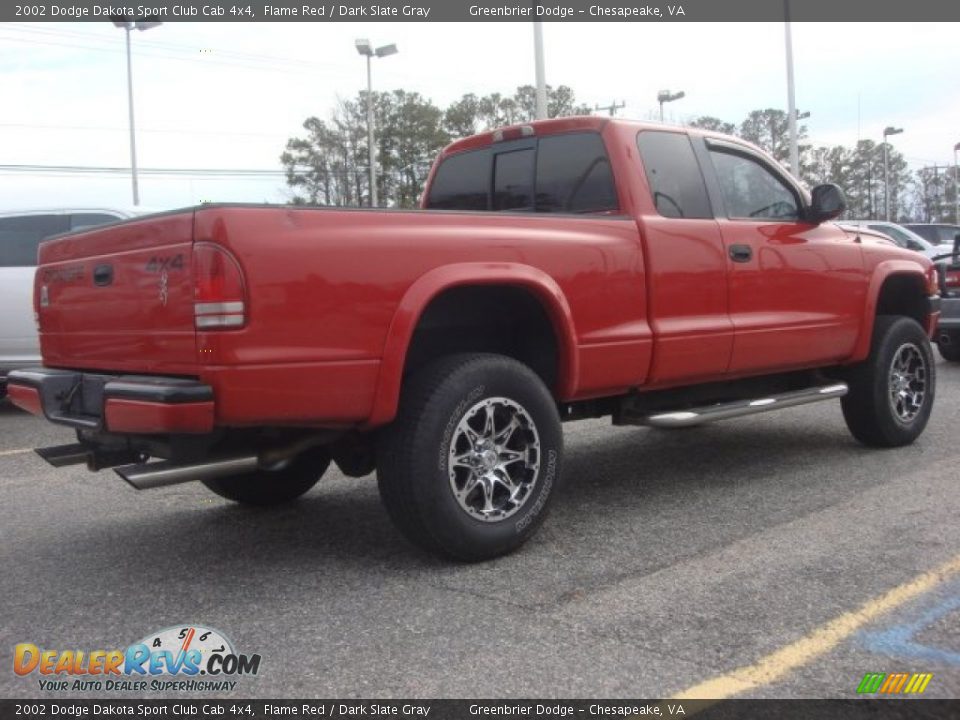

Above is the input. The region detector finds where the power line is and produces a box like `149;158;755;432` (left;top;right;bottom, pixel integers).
0;121;291;139
0;164;290;177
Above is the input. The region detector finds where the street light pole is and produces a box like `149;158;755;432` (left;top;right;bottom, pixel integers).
533;22;548;120
784;0;799;177
883;126;903;222
657;90;685;122
954;141;960;224
365;52;375;207
355;39;397;208
123;24;138;206
113;18;161;206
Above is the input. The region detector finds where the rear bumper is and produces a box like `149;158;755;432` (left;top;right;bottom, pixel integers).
6;368;215;434
0;357;41;387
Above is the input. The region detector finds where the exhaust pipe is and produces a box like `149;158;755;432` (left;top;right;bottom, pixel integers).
940;333;952;346
115;455;258;490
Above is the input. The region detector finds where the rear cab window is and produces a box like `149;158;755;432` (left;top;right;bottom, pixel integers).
426;131;618;214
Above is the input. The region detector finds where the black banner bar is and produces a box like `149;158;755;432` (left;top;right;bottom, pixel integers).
4;0;960;23
1;700;958;720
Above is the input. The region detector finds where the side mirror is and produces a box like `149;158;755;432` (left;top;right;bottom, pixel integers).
807;184;846;224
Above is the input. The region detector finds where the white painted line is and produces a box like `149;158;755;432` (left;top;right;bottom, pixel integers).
0;448;32;457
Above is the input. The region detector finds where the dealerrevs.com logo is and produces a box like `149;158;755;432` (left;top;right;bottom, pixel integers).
13;625;261;692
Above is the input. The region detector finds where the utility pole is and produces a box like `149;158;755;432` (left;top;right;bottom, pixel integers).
784;0;799;177
533;22;548;120
954;142;960;224
594;101;625;117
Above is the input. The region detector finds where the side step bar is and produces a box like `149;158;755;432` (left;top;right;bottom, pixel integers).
634;383;848;429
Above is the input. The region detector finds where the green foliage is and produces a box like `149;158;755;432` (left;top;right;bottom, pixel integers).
281;85;589;208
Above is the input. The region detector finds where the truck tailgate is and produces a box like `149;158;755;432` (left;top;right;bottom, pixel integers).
36;211;197;375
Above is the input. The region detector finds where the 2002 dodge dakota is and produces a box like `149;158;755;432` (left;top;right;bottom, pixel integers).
8;117;940;560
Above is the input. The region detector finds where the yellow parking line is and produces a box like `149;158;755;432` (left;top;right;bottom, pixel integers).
672;552;960;700
0;448;32;457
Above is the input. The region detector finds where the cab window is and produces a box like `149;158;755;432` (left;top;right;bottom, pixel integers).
709;149;799;221
636;131;711;219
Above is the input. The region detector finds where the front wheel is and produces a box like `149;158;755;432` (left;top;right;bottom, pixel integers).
377;354;563;561
842;315;935;447
202;447;331;506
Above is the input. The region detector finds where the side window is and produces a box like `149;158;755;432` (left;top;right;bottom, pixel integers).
0;214;69;267
709;149;799;221
426;149;491;210
937;226;960;245
493;148;535;211
71;213;121;230
636;131;712;219
535;133;617;213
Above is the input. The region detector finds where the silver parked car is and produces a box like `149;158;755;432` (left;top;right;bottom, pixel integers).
838;220;947;260
0;208;143;396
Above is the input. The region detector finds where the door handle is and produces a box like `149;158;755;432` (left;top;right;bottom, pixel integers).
729;244;753;263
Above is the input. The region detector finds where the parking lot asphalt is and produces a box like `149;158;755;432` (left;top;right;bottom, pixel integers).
1;359;959;701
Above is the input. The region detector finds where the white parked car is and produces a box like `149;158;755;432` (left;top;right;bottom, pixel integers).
0;208;145;396
838;220;947;260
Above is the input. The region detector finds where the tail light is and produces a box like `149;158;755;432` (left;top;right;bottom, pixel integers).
192;243;246;329
945;269;960;291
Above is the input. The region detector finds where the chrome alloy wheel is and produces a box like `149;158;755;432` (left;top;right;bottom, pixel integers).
888;342;927;423
447;397;541;523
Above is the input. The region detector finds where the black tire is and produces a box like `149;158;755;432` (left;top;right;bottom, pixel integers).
937;331;960;362
841;315;935;447
377;353;563;561
202;447;331;506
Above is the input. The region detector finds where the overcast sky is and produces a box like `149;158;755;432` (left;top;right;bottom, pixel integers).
1;21;957;211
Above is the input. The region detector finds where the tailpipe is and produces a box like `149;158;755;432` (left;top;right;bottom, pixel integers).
115;455;258;490
940;333;952;346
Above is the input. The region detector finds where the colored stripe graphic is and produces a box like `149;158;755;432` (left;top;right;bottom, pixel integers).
879;672;909;693
903;673;933;694
857;673;885;694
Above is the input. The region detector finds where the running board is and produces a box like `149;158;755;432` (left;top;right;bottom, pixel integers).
632;383;848;429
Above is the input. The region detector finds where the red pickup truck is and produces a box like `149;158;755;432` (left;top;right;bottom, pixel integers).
8;117;940;560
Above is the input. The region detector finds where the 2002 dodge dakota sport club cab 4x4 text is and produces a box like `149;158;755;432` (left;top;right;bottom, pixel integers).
8;117;940;560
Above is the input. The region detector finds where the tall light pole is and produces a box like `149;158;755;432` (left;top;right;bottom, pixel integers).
883;125;903;221
533;22;548;120
355;39;397;208
954;141;960;224
784;0;799;177
657;90;685;122
112;18;161;206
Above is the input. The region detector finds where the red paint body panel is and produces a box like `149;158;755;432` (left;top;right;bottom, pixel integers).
8;384;42;417
24;118;936;436
37;213;196;375
105;398;215;434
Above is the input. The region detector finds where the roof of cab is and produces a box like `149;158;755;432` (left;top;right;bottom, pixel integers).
439;115;761;158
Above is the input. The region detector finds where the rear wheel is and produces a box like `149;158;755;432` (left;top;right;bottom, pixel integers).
842;315;935;447
377;353;563;561
202;447;331;506
937;331;960;362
